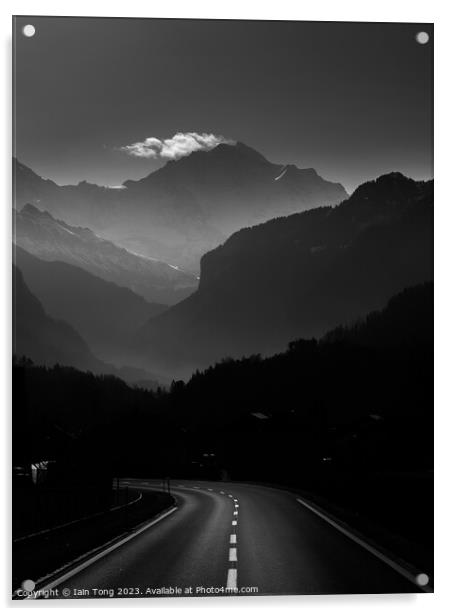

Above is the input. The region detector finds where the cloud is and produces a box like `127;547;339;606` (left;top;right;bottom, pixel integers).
120;132;235;160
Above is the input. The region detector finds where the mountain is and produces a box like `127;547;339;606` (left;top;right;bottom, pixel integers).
123;142;348;234
135;173;433;378
13;204;198;304
13;264;164;389
13;264;107;373
13;145;347;271
14;245;166;363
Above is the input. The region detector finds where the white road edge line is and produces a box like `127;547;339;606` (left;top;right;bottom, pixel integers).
230;534;237;544
229;547;237;562
226;568;238;590
23;505;178;599
295;497;432;592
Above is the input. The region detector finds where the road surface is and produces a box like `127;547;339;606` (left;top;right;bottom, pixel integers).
33;480;429;598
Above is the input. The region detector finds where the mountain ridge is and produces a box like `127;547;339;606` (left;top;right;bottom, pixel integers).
13;143;348;270
14;204;198;304
135;172;433;378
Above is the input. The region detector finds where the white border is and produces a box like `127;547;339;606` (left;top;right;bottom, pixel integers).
2;2;451;615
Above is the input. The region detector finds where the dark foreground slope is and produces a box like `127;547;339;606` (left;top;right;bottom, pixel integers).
13;265;162;387
137;173;433;377
13;265;105;374
14;245;165;363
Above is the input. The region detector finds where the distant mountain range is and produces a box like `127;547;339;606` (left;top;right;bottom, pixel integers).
13;148;433;384
14;204;197;304
135;173;433;378
14;143;347;271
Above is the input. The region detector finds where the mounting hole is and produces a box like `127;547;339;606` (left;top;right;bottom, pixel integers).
415;31;429;45
22;24;36;38
416;573;430;586
21;579;36;591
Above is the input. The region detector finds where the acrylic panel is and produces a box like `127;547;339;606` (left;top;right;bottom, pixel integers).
12;16;433;600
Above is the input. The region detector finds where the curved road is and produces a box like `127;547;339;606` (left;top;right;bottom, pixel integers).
39;480;428;599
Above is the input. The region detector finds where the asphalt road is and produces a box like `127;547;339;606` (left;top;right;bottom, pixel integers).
39;480;427;599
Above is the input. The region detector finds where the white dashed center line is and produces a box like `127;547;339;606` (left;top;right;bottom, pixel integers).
226;568;237;590
225;493;239;590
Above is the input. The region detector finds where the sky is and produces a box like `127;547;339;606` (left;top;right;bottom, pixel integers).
13;17;433;193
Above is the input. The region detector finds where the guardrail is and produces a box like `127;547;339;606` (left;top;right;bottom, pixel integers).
13;491;143;544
